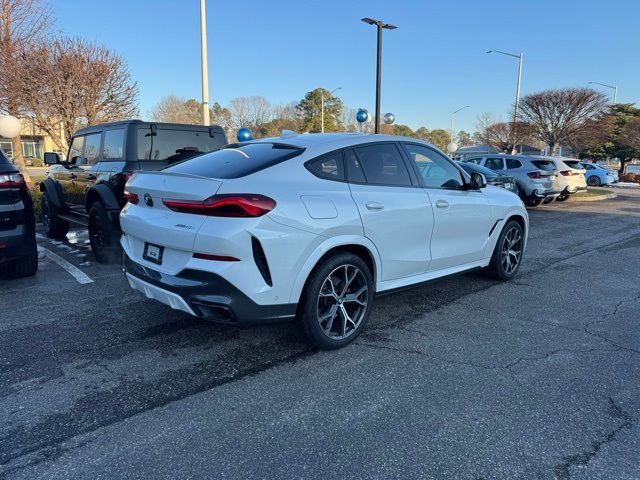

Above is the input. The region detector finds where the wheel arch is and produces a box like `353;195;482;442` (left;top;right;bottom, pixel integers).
288;236;381;304
39;178;65;209
85;183;122;225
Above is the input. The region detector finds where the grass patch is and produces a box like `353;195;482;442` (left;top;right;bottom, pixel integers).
575;188;611;197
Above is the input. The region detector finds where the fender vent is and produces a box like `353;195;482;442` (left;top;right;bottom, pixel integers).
252;236;273;286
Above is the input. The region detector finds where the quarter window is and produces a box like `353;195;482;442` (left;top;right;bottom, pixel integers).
402;143;463;189
103;129;125;160
353;143;412;186
345;149;367;183
506;158;522;169
307;152;345;181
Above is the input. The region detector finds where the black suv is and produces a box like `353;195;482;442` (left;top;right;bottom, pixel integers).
41;120;227;263
0;148;38;278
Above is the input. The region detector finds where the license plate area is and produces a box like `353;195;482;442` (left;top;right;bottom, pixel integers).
143;242;164;265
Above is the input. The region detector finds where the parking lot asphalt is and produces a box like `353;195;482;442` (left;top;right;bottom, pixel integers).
1;188;639;480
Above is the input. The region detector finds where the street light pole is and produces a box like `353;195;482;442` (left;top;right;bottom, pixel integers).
450;105;470;144
588;81;618;104
362;18;397;134
321;87;342;133
200;0;210;126
487;50;523;153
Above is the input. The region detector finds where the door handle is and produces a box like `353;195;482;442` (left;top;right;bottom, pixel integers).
436;199;449;209
365;201;384;211
69;173;77;179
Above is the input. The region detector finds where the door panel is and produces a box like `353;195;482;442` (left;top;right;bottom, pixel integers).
426;189;492;271
350;183;433;281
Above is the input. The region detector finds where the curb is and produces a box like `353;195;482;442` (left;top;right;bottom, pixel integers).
571;192;617;202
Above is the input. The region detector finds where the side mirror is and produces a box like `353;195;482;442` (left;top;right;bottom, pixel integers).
470;171;487;190
44;152;60;165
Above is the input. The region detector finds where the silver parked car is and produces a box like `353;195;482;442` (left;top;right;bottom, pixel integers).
465;154;561;207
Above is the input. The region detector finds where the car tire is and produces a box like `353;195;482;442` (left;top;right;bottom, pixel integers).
41;193;69;239
5;246;38;279
524;198;542;207
556;194;569;201
587;176;601;186
88;202;121;264
298;252;374;350
483;220;524;281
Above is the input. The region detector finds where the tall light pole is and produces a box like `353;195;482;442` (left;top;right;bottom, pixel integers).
321;87;342;133
450;105;470;144
588;81;618;104
200;0;210;126
362;17;397;134
487;49;523;153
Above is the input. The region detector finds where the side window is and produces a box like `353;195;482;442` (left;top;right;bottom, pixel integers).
345;149;367;183
307;152;345;181
81;133;102;165
102;129;125;160
68;136;85;163
466;157;482;164
506;158;522;169
353;143;412;186
485;157;505;170
402;143;464;189
584;164;594;170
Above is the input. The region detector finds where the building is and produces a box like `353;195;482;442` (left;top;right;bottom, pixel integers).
0;118;62;164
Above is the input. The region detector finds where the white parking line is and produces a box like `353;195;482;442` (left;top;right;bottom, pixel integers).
42;248;94;285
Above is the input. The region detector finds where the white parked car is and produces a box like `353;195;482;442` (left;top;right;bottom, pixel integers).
120;134;529;349
531;156;587;201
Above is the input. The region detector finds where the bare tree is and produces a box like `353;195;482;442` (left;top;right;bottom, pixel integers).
20;37;139;150
518;88;608;154
0;0;52;180
150;95;202;124
484;121;535;153
472;112;496;144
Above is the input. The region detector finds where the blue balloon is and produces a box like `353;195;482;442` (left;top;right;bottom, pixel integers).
237;128;253;142
356;110;368;123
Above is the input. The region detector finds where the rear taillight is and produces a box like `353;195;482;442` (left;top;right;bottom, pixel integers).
560;170;576;176
123;171;135;185
0;173;26;189
124;191;139;204
163;194;276;217
527;172;542;179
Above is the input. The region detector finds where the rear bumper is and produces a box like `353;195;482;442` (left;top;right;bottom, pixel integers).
563;185;588;194
0;224;36;263
529;189;561;199
123;254;297;325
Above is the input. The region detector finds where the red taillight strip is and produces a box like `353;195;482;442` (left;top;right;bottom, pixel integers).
0;173;26;188
163;194;276;217
193;252;240;262
124;191;139;204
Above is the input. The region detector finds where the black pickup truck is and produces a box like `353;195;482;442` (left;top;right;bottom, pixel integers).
41;120;227;263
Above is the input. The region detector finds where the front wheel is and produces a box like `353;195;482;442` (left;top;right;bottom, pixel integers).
484;220;524;281
299;252;374;350
88;202;121;264
41;193;69;239
524;198;542;207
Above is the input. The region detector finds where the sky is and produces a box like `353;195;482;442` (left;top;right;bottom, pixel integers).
50;0;640;134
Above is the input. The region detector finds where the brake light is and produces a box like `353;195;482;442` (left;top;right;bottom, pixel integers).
124;190;139;204
560;170;576;176
193;252;240;262
527;172;542;179
163;194;276;217
0;173;26;189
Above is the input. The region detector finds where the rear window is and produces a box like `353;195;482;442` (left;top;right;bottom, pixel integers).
137;128;225;161
165;143;305;179
0;148;10;165
563;160;582;169
531;160;555;171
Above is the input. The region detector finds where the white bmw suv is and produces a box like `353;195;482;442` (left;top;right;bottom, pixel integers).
121;133;528;349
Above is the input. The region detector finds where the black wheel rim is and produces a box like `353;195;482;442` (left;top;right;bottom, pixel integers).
501;226;523;275
90;215;105;252
316;264;369;340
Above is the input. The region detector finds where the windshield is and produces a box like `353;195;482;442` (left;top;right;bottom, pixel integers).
531;160;555;171
458;161;498;179
165;142;305;179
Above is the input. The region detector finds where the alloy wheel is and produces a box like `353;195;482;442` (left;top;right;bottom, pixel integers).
501;226;523;275
316;264;369;340
90;215;104;252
